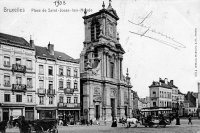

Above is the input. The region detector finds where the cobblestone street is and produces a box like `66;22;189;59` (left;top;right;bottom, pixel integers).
5;119;200;133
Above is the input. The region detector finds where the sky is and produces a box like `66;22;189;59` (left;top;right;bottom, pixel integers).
0;0;200;98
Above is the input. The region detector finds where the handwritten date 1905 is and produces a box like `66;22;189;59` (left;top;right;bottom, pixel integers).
53;0;66;7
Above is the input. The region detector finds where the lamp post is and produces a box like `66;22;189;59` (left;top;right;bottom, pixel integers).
126;68;131;118
176;97;180;125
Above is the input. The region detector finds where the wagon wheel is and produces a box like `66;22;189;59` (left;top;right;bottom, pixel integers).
36;126;44;133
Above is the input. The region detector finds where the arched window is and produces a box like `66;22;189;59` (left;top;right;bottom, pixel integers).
91;18;100;41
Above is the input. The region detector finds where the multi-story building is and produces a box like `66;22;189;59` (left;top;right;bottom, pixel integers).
149;78;172;108
80;1;132;121
184;91;198;116
35;43;57;119
0;33;36;121
197;82;200;118
54;50;80;123
35;43;80;122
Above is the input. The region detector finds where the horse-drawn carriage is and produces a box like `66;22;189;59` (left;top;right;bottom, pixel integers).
126;107;175;128
0;121;7;133
141;116;170;128
13;116;58;133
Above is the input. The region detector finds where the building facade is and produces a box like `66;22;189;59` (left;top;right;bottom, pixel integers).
35;43;80;122
35;44;57;119
184;91;198;116
80;2;132;122
54;50;80;124
149;78;172;108
0;33;36;121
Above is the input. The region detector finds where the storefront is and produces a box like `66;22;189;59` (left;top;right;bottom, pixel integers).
0;104;25;121
57;103;80;124
36;107;57;119
25;107;35;121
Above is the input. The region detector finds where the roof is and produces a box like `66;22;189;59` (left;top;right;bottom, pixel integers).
149;78;178;89
0;32;34;50
192;93;198;98
83;3;119;20
178;90;184;95
54;51;78;63
35;46;55;60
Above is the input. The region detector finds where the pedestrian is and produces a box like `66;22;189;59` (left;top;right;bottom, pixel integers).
90;119;93;125
111;118;117;127
104;118;106;126
188;115;192;125
122;117;125;126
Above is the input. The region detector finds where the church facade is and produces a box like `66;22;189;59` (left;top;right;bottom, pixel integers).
80;1;132;121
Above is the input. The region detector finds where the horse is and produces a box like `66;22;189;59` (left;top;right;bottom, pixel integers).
13;116;31;133
0;121;7;133
126;118;141;128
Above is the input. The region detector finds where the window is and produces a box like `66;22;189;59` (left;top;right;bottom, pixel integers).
49;81;53;90
27;78;32;88
110;62;114;78
16;58;21;65
39;96;44;105
67;97;71;103
153;102;156;107
48;66;53;75
4;56;10;67
16;94;22;102
74;70;78;77
27;95;33;103
67;68;71;77
91;19;100;41
39;80;44;89
59;67;63;76
4;75;10;87
74;97;78;103
74;82;78;90
49;97;53;104
16;76;22;84
39;65;44;74
67;82;71;88
26;60;32;69
59;80;63;89
4;94;10;102
59;96;63;103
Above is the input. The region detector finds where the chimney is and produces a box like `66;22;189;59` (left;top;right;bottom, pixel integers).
164;78;168;84
30;36;35;48
48;42;54;55
170;80;173;85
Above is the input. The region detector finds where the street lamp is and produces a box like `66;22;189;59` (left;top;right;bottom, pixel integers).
176;97;180;125
126;68;131;118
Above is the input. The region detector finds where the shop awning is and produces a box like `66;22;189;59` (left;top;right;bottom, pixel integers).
1;103;25;108
58;108;81;110
36;107;57;110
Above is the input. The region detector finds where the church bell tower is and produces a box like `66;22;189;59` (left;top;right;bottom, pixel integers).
80;0;132;122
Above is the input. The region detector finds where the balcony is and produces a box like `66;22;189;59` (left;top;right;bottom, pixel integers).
150;95;159;99
37;88;46;95
47;89;56;96
12;84;27;93
58;103;80;108
12;64;26;73
64;88;74;94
